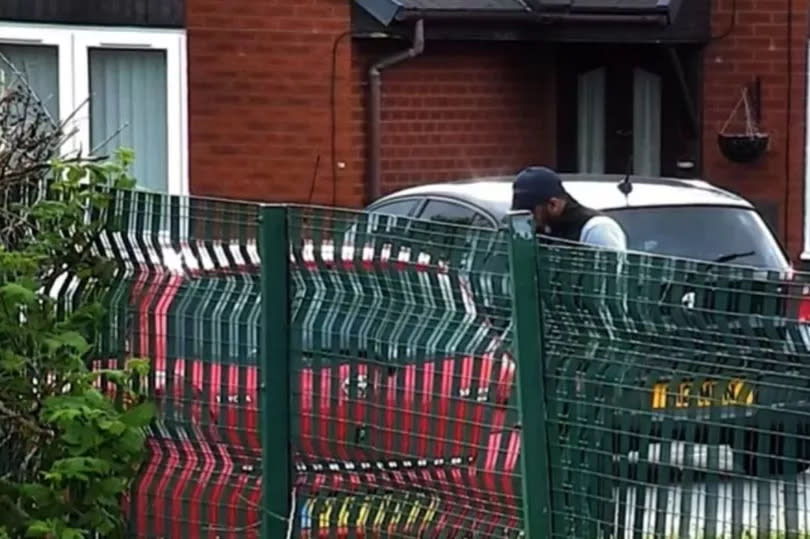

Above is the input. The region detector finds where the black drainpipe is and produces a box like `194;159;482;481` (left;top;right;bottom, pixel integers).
366;19;425;203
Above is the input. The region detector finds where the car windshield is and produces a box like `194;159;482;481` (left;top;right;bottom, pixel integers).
605;206;789;270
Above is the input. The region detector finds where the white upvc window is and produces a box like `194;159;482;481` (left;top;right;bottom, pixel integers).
0;22;188;196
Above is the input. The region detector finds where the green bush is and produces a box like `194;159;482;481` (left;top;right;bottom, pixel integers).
0;151;154;539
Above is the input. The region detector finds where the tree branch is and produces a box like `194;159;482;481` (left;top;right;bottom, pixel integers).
0;400;52;438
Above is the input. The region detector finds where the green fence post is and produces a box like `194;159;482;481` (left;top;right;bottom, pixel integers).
506;211;553;539
259;205;292;538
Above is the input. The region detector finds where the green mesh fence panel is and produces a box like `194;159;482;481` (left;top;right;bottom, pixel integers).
286;206;524;537
537;240;810;538
55;188;266;538
29;186;810;539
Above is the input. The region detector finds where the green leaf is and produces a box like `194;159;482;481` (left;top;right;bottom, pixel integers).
61;423;85;446
66;165;85;184
44;406;84;424
25;521;53;538
31;199;68;217
55;331;90;354
59;529;84;539
19;483;56;504
120;402;156;429
17;275;40;291
43;337;63;353
81;388;113;409
97;418;126;436
42;471;62;483
48;457;111;483
125;358;150;377
0;351;25;372
92;369;127;386
0;283;36;306
96;477;126;497
116;147;135;166
119;428;146;453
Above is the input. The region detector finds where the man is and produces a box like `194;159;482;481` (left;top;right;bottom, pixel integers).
511;166;627;250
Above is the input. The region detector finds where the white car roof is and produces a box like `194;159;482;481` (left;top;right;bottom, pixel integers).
372;174;753;220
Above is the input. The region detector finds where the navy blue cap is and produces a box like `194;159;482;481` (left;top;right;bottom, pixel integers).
511;166;566;211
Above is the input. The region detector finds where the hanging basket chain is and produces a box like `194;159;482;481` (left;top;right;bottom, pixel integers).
720;86;761;137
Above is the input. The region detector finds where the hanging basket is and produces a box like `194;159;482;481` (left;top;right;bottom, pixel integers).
717;133;769;164
717;87;769;164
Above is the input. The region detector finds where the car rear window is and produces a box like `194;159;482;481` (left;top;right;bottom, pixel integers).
605;206;790;270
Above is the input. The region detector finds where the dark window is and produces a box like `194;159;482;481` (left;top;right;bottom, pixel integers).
371;199;419;217
606;206;790;270
419;200;489;227
556;44;701;178
471;213;493;228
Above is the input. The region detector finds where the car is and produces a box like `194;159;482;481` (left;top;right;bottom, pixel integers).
363;173;810;477
365;173;791;270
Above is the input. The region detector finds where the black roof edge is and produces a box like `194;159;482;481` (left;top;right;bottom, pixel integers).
394;10;670;25
356;0;681;27
526;0;682;24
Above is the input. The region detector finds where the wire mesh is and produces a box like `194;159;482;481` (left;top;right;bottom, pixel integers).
69;189;265;538
537;240;810;538
286;206;524;538
35;187;810;539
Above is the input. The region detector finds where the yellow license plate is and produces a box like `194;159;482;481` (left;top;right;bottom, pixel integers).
651;379;754;409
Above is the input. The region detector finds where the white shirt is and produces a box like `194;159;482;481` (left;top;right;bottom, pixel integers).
579;215;628;250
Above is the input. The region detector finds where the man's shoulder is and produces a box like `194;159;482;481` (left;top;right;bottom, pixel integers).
582;214;622;231
579;214;627;249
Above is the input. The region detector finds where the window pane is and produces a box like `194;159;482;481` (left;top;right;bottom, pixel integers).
419;200;477;226
632;68;662;176
607;207;789;270
577;67;605;173
371;199;418;216
471;213;492;228
89;48;168;192
0;44;59;120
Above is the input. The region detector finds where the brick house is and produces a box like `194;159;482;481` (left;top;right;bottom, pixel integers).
2;0;808;259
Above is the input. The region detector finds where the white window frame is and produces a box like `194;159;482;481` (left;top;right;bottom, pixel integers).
0;24;73;133
0;22;188;196
74;28;187;196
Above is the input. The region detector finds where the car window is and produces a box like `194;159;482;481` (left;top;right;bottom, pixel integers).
419;199;490;227
370;199;419;217
606;206;790;270
471;213;493;228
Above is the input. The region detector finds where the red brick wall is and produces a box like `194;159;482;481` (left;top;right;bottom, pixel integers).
351;41;556;200
187;0;556;208
186;0;355;206
702;0;809;258
186;0;810;257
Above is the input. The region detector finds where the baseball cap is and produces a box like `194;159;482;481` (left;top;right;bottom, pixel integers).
511;166;566;211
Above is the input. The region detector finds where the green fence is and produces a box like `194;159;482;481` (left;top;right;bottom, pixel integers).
267;205;523;537
85;189;265;538
39;188;810;537
534;222;810;539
